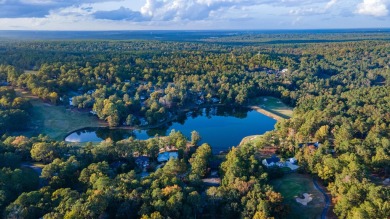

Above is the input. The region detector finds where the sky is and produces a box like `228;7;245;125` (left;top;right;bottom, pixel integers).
0;0;389;30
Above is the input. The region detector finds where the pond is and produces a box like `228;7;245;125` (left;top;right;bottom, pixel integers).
65;106;277;153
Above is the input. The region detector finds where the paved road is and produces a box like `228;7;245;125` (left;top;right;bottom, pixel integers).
313;178;330;219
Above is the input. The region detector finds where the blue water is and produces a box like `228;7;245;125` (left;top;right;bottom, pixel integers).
65;107;276;153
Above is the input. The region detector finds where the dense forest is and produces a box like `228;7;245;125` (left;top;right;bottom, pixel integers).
0;32;389;218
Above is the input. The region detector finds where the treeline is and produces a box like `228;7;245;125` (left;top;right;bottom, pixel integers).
0;131;286;218
0;85;31;135
264;86;390;218
0;34;389;218
1;39;389;127
204;31;390;43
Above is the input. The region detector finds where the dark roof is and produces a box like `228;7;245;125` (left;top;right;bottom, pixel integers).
110;161;126;169
266;155;280;164
0;81;10;86
135;156;149;162
298;142;320;148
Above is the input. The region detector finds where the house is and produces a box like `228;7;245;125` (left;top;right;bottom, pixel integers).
0;81;10;86
110;161;126;169
211;97;220;103
157;151;178;162
140;118;148;126
160;145;178;152
196;100;204;105
262;155;280;167
86;89;96;95
69;97;74;106
298;142;321;149
288;157;297;164
135;156;150;168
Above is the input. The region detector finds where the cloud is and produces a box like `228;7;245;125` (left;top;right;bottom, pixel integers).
325;0;338;9
0;3;52;18
138;0;334;21
289;0;338;16
93;7;146;21
1;0;389;30
0;0;341;20
290;8;325;16
0;0;121;18
356;0;389;17
140;0;236;21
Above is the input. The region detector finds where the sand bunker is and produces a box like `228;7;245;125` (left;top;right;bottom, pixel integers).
296;193;313;205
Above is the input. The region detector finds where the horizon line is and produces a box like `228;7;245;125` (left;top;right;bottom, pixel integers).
1;27;390;32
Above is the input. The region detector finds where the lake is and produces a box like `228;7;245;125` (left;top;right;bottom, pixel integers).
65;106;276;153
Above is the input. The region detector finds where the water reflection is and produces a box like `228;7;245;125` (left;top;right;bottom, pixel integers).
65;106;276;152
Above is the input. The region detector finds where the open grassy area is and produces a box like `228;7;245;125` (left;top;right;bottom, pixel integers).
271;173;325;219
239;134;263;146
14;89;105;141
24;70;39;75
250;96;293;120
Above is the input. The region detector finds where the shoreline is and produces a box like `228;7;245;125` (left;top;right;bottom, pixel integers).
248;105;291;121
249;105;283;121
64;102;292;142
238;135;263;146
63;103;225;141
11;87;291;142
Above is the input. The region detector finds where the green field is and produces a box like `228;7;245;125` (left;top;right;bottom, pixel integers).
271;173;325;219
15;89;104;141
24;70;39;75
239;135;263;146
252;96;293;119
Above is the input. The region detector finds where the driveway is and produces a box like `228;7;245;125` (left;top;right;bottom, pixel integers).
313;178;330;219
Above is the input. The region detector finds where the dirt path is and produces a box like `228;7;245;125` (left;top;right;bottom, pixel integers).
313;178;331;219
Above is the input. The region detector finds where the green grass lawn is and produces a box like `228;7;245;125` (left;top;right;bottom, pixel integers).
15;89;105;141
281;167;292;173
239;135;263;146
255;96;293;118
271;173;325;219
24;70;39;75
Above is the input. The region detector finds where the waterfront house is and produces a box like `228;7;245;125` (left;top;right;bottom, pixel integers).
157;151;178;162
262;154;280;167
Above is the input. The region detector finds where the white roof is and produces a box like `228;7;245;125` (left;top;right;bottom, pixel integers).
157;151;178;162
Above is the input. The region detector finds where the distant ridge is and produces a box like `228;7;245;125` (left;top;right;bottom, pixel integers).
0;29;390;41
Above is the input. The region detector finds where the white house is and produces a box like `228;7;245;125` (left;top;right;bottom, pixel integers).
262;155;280;167
211;97;220;103
157;151;178;162
288;157;297;164
140;118;148;126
